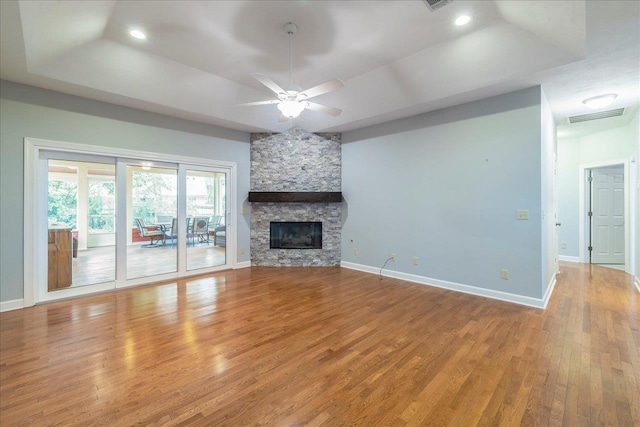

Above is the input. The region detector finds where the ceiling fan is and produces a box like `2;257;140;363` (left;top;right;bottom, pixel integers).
239;22;344;121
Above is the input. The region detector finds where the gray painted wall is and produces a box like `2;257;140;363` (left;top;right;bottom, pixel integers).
557;137;581;257
557;111;638;259
341;86;545;299
637;116;640;281
0;81;251;303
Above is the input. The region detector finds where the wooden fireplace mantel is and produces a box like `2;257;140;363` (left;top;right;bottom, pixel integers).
248;192;342;203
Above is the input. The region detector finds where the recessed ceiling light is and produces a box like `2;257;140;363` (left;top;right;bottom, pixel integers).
582;93;617;110
455;15;471;26
129;29;146;40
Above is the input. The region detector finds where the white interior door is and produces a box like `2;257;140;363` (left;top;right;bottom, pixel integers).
591;167;625;264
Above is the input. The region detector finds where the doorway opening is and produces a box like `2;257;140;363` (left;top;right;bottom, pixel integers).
579;159;632;273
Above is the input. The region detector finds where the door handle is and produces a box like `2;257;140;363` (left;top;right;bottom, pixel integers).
555;222;562;226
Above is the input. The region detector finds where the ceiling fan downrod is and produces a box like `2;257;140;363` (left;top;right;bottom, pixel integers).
284;22;297;90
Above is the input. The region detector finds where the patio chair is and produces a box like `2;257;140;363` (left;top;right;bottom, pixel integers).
135;218;165;247
208;215;223;240
164;217;178;247
191;217;210;245
209;215;223;229
186;217;193;245
214;225;226;247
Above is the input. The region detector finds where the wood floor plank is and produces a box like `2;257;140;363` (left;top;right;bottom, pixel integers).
1;262;639;426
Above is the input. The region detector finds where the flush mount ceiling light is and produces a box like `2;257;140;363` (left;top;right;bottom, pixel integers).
129;29;147;40
582;93;617;110
238;22;344;121
455;15;472;26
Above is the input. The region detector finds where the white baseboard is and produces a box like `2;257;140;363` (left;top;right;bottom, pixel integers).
1;299;24;312
635;276;640;294
340;261;547;309
235;261;251;269
542;275;557;309
559;255;580;263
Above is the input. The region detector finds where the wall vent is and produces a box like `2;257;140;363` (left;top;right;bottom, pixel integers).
421;0;453;12
567;108;625;124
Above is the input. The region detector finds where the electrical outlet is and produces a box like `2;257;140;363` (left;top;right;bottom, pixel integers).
561;243;567;249
390;253;396;262
516;210;529;220
354;248;358;256
240;247;245;255
501;269;509;280
413;257;419;265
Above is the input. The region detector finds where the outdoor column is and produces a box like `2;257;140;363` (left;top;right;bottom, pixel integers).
77;164;89;250
126;166;133;245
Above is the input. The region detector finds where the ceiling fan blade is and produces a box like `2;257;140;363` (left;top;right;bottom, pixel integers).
305;102;342;117
298;78;344;100
278;114;290;122
251;73;286;96
237;100;280;107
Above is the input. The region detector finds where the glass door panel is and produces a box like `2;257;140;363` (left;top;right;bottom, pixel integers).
47;159;116;290
126;165;177;280
186;169;227;271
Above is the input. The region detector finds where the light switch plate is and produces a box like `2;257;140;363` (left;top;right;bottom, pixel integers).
516;210;529;220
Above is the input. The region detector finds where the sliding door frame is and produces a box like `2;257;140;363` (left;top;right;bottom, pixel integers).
24;137;237;306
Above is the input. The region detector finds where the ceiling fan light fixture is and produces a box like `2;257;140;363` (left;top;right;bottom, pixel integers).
278;99;305;118
582;93;617;110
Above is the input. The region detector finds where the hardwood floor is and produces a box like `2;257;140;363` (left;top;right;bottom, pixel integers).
1;262;638;426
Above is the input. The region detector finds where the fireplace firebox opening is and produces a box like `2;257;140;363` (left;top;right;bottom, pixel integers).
270;222;322;249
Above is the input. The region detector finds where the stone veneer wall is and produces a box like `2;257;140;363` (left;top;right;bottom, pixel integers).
250;127;341;266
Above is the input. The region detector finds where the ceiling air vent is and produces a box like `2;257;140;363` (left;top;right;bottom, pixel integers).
567;108;625;124
422;0;453;12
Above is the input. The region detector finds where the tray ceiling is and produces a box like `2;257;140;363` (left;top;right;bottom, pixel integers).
1;1;638;134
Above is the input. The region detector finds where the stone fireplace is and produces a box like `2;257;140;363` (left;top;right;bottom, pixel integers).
249;127;341;266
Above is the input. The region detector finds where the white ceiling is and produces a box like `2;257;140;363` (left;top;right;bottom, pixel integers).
1;1;638;135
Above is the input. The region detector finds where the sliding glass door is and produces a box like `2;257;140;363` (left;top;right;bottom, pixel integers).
46;156;116;291
126;163;178;280
186;167;227;271
34;144;234;303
